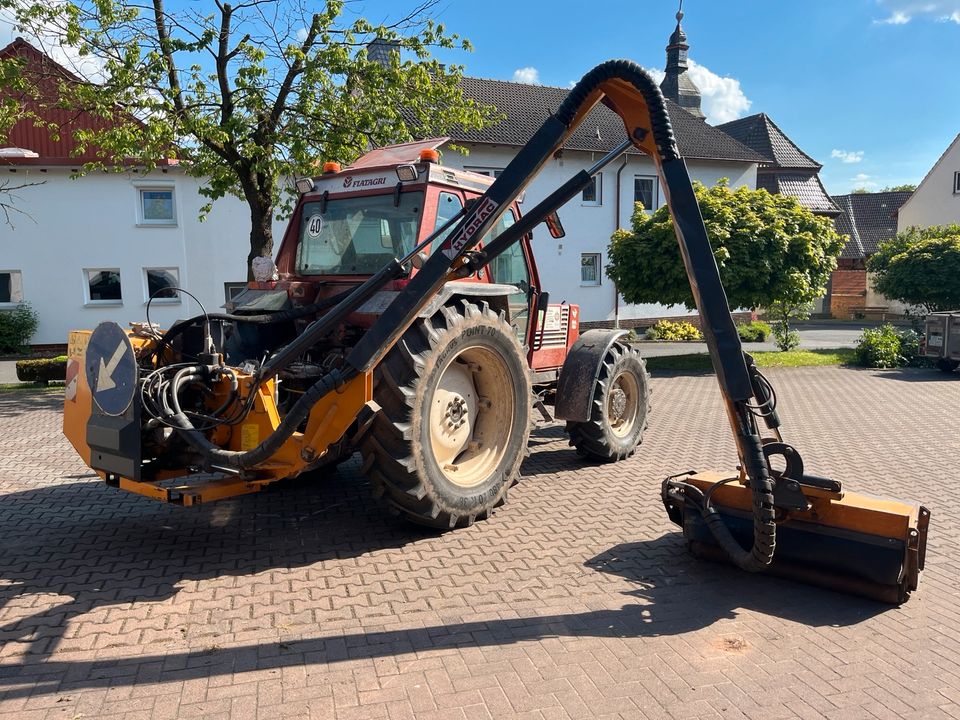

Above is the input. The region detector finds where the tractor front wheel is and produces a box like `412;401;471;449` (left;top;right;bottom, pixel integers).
359;300;532;528
565;343;650;462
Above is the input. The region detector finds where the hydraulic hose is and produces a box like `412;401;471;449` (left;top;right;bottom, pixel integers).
555;59;680;163
701;416;777;571
167;365;353;470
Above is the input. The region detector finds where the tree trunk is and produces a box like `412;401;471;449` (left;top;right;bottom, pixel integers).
240;169;275;281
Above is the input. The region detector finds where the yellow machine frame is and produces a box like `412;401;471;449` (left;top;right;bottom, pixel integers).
64;329;372;506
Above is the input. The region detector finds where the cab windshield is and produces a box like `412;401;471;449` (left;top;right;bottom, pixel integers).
296;191;424;275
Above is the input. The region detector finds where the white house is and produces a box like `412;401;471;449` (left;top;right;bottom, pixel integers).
897;133;960;231
0;160;283;345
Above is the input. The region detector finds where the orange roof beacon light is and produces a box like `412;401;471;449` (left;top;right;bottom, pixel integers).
322;161;341;174
418;148;440;164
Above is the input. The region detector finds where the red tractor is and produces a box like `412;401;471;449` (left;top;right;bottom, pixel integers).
223;138;650;527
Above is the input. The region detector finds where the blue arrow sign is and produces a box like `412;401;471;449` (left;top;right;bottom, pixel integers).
86;322;138;416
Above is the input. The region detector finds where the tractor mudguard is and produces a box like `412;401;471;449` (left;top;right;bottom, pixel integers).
417;281;520;319
554;329;630;422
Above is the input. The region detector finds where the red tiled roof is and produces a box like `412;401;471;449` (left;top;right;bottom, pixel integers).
0;37;145;165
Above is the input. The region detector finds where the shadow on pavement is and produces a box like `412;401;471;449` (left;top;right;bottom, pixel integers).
0;470;891;698
0;390;63;419
871;368;960;383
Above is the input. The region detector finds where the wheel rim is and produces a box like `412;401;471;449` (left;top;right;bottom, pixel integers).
428;345;515;488
606;369;640;438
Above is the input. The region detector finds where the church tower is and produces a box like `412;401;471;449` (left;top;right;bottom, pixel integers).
659;2;705;119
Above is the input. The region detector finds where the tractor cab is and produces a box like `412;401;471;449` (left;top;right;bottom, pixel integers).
265;138;577;371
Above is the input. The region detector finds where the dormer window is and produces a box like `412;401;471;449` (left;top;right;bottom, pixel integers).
954;171;960;194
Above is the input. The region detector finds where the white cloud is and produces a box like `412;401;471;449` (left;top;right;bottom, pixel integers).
875;1;960;24
878;11;911;23
851;172;878;189
512;67;540;85
642;62;750;125
686;60;751;124
832;149;865;164
644;67;666;85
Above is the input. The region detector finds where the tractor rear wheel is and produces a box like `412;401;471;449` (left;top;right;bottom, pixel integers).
565;342;650;462
359;300;532;528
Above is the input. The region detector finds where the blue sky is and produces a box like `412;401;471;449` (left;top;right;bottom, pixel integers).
412;0;960;194
3;0;957;194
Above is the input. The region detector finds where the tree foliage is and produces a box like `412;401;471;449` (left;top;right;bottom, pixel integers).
868;224;960;313
607;180;845;312
6;0;495;275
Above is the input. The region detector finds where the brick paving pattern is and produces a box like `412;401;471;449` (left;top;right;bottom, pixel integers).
0;367;958;719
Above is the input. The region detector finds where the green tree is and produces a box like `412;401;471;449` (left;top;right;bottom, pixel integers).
8;0;493;276
868;225;960;313
607;181;845;338
880;184;917;192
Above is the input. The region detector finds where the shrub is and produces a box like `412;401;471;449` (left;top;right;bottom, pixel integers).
645;320;703;342
854;325;921;368
15;356;67;385
737;320;771;343
0;303;39;354
771;324;800;352
765;300;812;352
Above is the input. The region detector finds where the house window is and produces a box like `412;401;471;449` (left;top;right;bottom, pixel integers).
464;167;504;177
144;267;180;302
634;176;659;213
85;269;122;304
954;171;960;194
224;282;248;303
0;270;24;305
138;187;176;225
581;253;601;286
582;174;601;206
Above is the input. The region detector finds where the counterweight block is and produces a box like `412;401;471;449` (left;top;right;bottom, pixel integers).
662;471;930;604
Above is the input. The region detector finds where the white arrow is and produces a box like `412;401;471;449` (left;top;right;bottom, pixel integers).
96;342;127;393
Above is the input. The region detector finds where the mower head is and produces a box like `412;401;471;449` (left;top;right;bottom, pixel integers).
662;471;930;604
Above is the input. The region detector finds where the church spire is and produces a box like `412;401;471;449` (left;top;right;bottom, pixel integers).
659;1;705;119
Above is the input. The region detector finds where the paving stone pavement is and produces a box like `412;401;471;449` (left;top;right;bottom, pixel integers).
0;367;958;720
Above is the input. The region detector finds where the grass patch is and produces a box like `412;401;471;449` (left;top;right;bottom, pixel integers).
0;382;64;392
645;348;856;373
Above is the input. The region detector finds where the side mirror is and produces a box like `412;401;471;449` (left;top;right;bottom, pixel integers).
544;211;565;239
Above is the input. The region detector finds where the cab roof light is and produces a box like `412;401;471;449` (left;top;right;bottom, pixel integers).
295;177;314;194
322;161;341;174
418;148;440;164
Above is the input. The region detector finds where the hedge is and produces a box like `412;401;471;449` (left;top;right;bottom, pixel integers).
16;356;68;385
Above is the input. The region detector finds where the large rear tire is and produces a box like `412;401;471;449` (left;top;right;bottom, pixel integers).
359;300;532;528
565;342;650;462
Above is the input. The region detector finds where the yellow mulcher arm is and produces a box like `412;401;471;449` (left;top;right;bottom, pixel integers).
65;60;928;602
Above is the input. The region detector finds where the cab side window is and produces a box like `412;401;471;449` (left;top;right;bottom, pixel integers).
489;211;529;293
487;210;531;341
431;191;464;251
